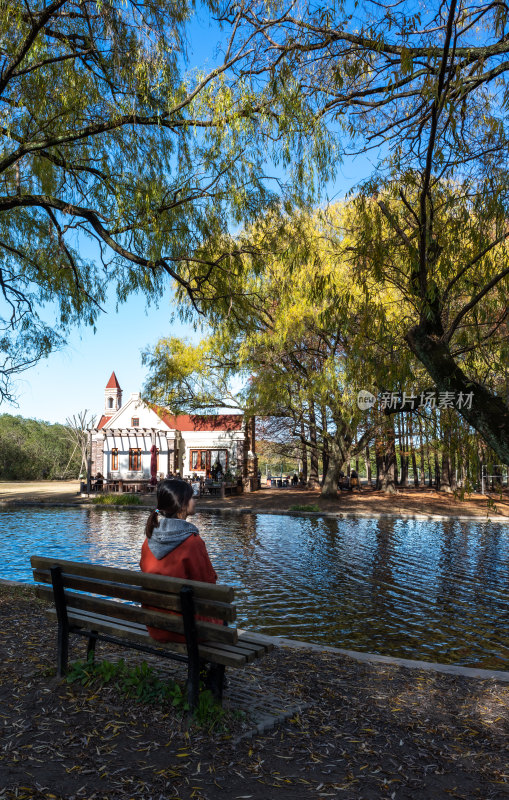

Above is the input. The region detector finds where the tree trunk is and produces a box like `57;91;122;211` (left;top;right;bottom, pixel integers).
393;418;399;486
321;405;329;485
300;421;308;483
424;417;433;486
440;411;453;493
380;419;397;494
399;415;408;487
322;436;329;486
434;453;441;490
365;444;372;487
406;325;509;464
308;401;320;488
411;446;419;487
408;414;419;486
441;451;452;492
478;440;485;492
321;440;343;498
450;447;457;491
418;415;426;486
375;435;383;490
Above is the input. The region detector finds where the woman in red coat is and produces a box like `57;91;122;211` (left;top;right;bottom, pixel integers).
140;478;217;643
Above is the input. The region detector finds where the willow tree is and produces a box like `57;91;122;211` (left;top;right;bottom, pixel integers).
226;0;509;463
143;207;407;495
0;0;330;400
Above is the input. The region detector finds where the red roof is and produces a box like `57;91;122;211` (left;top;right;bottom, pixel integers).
97;408;243;432
105;371;121;390
161;411;244;432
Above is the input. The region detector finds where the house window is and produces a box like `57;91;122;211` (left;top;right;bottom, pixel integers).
111;448;118;471
129;448;142;470
131;417;139;427
108;398;113;408
189;449;228;474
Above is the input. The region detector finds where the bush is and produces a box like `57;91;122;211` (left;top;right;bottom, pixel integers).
91;493;143;506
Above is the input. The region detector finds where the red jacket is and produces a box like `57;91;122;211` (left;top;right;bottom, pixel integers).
140;533;218;642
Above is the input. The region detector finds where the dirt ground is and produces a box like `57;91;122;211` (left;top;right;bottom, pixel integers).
1;584;508;800
1;480;509;518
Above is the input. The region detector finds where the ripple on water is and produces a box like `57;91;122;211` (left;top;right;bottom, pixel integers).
1;507;508;667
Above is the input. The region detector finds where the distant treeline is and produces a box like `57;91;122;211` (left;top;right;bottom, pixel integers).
0;415;81;480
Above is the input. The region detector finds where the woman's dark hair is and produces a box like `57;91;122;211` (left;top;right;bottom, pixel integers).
145;479;194;539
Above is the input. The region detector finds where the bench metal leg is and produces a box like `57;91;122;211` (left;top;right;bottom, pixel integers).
56;620;69;678
206;664;225;702
180;586;200;710
50;565;69;678
86;631;98;662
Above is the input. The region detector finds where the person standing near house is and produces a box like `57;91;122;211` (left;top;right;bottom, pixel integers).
139;479;217;643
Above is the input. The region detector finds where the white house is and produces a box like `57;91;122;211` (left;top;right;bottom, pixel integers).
90;372;253;481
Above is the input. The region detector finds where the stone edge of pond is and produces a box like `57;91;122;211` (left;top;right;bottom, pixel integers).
2;576;507;682
235;629;509;683
198;508;509;523
2;498;509;522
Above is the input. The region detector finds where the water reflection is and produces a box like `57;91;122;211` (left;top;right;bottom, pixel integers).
1;507;508;668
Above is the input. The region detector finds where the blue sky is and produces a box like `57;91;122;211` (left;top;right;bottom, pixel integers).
3;290;201;424
3;165;371;425
1;6;373;425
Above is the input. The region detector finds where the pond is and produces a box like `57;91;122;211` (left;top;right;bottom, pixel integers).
2;507;508;668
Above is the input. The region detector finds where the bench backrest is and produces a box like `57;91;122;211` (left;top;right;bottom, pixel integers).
31;556;238;645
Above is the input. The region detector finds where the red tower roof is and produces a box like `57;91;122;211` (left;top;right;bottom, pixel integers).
105;371;121;390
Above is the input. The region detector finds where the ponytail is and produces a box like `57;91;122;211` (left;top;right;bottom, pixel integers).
144;479;194;539
145;509;159;539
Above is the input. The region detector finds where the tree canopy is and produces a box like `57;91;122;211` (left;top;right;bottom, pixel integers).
0;413;81;478
144;196;509;493
143;205;402;494
3;0;509;467
221;0;509;462
0;0;330;400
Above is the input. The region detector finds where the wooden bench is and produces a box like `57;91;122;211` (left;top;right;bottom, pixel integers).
31;556;273;709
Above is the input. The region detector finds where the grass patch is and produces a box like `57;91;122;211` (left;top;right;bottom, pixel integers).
66;657;227;729
91;493;142;506
289;503;320;512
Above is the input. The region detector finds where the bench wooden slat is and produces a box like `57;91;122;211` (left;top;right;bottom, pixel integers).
33;569;236;622
45;607;263;661
233;636;271;658
51;606;148;632
30;556;234;603
56;608;264;659
202;641;256;663
35;585;238;645
238;631;275;653
45;608;248;668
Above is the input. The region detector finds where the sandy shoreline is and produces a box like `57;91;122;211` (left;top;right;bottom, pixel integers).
1;479;509;520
